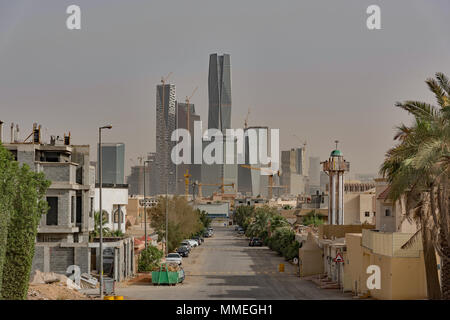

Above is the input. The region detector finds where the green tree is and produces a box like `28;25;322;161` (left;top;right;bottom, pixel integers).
0;145;19;296
138;245;163;272
380;72;450;299
302;210;324;227
0;153;50;300
90;210;110;240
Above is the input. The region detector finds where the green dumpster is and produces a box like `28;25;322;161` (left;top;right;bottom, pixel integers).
151;263;179;285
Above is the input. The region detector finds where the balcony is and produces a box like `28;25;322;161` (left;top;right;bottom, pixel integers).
362;229;422;257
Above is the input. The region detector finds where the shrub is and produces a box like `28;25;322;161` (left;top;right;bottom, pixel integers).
138;246;163;272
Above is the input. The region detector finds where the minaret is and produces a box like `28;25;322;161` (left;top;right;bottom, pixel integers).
322;141;349;225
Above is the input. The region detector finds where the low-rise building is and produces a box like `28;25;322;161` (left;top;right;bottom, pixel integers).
94;183;128;234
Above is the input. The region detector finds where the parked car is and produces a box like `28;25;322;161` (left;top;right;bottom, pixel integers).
203;231;211;238
238;227;245;235
249;237;263;247
192;236;202;245
177;246;189;257
180;241;192;251
185;239;198;247
234;225;239;231
166;253;182;265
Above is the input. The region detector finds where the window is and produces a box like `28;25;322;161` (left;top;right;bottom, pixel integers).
385;208;391;217
46;197;58;226
76;195;82;224
365;211;370;217
71;196;76;223
89;198;94;218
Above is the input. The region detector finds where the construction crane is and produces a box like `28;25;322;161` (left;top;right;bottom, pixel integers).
244;107;251;129
240;164;280;199
197;181;235;198
184;169;192;197
185;86;198;132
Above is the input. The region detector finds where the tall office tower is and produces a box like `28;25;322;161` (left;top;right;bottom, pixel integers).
201;53;233;197
237;127;269;197
176;102;201;195
320;171;328;193
97;142;125;184
280;148;308;195
156;83;177;195
208;53;232;131
308;156;321;194
322;145;350;225
126;164;150;196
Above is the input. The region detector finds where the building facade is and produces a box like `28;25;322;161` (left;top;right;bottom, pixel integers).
97;142;125;185
156;83;177;195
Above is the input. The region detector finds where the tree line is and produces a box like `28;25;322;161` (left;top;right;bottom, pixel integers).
0;144;50;300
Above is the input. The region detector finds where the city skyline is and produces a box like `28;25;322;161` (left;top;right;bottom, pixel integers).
1;1;450;177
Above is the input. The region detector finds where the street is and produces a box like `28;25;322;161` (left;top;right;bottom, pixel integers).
113;226;351;300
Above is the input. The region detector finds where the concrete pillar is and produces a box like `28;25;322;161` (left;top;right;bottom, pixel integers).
331;173;336;225
338;173;344;225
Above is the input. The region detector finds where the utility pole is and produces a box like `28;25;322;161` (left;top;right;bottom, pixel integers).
98;124;112;300
143;160;151;249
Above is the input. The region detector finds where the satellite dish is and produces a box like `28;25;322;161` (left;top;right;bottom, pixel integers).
293;257;299;265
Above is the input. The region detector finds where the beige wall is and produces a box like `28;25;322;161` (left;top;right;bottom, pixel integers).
346;232;427;300
319;224;375;240
344;193;375;225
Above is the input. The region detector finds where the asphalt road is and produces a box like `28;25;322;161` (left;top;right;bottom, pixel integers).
111;226;351;300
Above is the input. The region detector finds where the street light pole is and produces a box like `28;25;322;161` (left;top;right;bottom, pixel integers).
166;170;169;257
98;125;112;300
143;160;151;249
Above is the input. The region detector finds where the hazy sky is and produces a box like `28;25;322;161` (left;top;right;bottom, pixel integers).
1;0;450;176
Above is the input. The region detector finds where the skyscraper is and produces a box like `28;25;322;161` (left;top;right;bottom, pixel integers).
156;83;176;195
208;53;232;131
97;142;125;184
176;101;201;195
201;53;233;197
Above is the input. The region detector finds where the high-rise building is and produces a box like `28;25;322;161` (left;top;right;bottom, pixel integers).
201;53;233;197
156;83;177;195
237;126;270;197
208;53;232;131
308;156;321;194
176;102;201;195
97;142;125;184
280;147;308;195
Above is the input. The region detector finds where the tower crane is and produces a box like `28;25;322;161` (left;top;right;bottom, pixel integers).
197;181;235;198
240;164;280;199
184;169;192;197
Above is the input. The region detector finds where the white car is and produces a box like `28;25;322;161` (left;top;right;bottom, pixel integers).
166;253;182;265
185;239;198;247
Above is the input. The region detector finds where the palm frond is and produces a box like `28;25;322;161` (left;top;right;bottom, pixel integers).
436;72;450;97
426;78;446;108
401;227;421;249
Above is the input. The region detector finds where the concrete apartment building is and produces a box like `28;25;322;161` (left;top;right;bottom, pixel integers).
3;123;95;275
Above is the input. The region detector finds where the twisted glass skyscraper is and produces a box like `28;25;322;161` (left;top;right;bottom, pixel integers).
208;53;232;131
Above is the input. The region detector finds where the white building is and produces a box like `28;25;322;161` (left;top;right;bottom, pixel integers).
94;184;128;233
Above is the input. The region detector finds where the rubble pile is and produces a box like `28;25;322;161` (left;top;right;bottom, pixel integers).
27;270;94;300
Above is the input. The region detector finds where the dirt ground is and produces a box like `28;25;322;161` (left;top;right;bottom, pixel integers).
27;283;95;300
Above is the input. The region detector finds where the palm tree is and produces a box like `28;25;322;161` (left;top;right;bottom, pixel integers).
380;72;450;299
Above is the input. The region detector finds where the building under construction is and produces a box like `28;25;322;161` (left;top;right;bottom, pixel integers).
1;121;95;275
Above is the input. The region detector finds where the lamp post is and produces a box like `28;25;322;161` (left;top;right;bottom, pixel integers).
98;124;112;300
143;159;151;249
165;170;173;257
